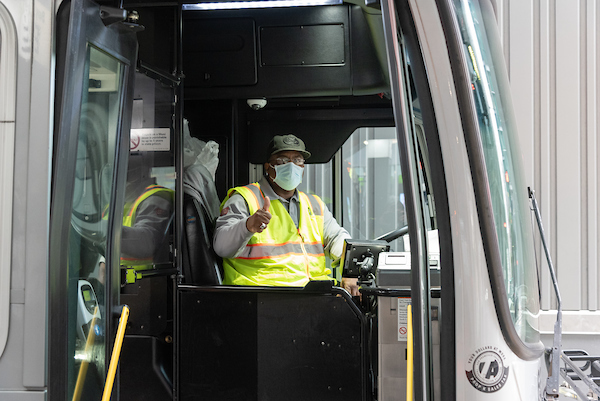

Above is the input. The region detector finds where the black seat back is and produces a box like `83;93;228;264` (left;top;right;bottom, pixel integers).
182;193;223;284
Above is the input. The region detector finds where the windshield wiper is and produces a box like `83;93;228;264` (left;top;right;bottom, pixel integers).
528;188;562;399
531;188;600;399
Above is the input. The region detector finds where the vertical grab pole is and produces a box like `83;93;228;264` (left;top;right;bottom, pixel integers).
101;306;130;401
406;304;414;401
72;307;99;401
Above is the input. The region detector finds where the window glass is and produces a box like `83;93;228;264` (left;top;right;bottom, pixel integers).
297;155;333;211
341;127;407;250
122;72;176;271
300;127;407;252
452;0;540;343
69;46;123;400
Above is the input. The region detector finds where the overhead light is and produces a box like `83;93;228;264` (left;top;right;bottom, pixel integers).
183;0;343;11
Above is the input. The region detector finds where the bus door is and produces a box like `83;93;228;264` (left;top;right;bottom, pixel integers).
49;0;139;399
377;0;451;400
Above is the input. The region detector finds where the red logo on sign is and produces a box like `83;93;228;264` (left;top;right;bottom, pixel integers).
131;135;140;150
399;327;407;335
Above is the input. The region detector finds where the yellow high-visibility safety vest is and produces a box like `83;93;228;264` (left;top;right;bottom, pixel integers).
221;183;330;287
120;185;174;268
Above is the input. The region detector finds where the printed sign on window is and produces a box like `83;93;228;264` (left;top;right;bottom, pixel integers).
130;128;170;152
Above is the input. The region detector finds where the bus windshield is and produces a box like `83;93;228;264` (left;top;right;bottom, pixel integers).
453;0;540;344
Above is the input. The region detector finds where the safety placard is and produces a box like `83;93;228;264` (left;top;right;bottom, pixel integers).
130;128;170;151
397;297;411;341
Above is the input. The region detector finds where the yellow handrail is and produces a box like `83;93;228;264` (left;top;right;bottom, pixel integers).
72;307;99;401
102;305;130;401
406;304;413;401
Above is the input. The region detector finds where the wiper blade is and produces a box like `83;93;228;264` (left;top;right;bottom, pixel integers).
528;188;562;399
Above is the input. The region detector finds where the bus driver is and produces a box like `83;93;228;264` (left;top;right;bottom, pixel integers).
213;134;359;296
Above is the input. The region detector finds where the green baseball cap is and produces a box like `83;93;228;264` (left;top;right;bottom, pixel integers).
267;134;311;160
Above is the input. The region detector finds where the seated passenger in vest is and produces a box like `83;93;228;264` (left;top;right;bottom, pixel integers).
121;153;174;268
213;134;359;295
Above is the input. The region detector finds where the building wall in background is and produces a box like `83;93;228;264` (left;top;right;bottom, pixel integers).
494;0;599;311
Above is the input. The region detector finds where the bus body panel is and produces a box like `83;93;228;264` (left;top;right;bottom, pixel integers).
0;0;18;369
407;0;540;399
0;0;53;395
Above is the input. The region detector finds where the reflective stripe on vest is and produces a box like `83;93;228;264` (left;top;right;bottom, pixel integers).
221;183;328;287
121;185;174;267
238;241;324;259
226;182;263;212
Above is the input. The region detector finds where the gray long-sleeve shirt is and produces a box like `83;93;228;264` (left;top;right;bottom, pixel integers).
213;176;350;265
121;183;173;262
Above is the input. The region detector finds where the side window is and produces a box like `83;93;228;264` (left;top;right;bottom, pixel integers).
122;71;176;271
300;73;439;264
299;127;408;252
341;127;407;250
0;5;17;359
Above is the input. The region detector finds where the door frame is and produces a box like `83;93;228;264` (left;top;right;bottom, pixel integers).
49;0;138;398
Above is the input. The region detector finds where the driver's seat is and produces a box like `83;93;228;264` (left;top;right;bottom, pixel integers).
181;163;223;284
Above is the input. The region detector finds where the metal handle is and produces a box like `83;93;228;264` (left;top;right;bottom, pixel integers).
102;305;130;401
72;307;100;401
407;304;414;401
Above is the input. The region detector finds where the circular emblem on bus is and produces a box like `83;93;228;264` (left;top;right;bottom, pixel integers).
465;347;509;393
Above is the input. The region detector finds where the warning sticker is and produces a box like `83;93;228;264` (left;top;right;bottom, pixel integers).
130;128;170;152
397;298;411;341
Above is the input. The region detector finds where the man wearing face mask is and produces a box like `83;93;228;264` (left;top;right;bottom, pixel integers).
213;134;359;295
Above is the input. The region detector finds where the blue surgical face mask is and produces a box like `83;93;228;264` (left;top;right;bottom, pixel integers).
271;162;304;191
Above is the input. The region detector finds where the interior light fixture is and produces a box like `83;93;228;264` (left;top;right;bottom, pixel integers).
183;0;343;11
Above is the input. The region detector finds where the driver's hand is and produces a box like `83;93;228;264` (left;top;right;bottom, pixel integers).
246;196;271;233
341;277;360;296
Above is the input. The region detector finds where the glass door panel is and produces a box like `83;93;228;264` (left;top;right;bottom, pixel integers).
69;45;124;401
50;1;138;399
